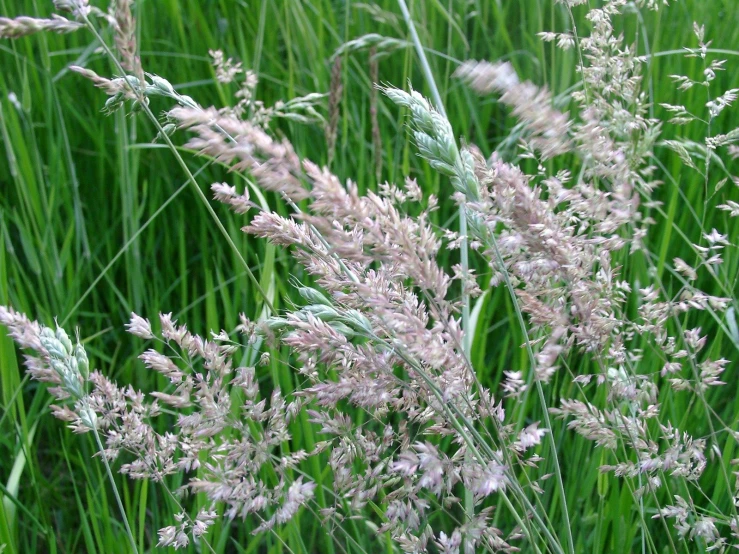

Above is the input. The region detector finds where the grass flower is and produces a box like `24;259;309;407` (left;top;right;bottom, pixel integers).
1;0;738;551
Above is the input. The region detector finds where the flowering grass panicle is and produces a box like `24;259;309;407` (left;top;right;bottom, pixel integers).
1;0;738;551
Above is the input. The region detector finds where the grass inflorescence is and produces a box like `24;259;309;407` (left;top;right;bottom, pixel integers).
0;0;739;553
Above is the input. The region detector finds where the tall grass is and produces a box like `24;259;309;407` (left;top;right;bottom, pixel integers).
0;0;738;552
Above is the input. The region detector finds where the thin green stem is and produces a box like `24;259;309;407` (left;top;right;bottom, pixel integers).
80;14;276;317
91;422;139;554
395;3;573;552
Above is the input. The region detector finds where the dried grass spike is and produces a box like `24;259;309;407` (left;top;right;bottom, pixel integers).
113;0;144;83
326;55;343;167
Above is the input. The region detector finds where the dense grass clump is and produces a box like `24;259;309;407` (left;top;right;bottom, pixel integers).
1;0;739;553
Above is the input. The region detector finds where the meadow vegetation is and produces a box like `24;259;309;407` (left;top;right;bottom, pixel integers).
1;0;739;552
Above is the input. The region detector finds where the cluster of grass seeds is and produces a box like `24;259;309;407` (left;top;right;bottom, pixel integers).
0;1;738;553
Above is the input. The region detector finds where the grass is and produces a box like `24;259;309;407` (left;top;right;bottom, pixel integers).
0;0;738;552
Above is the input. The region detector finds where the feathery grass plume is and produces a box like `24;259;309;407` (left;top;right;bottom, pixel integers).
662;22;739;199
112;0;144;83
451;0;661;366
207;51;306;127
451;0;735;546
454;1;736;545
454;60;572;160
168;52;571;551
0;307;89;415
69;66;131;97
0;307;140;550
176;72;555;548
209;49;243;84
168;105;308;199
3;1;528;550
53;0;91;15
0;14;82;38
1;306;315;548
380;85;479;201
0;0;93;39
326;55;343;167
